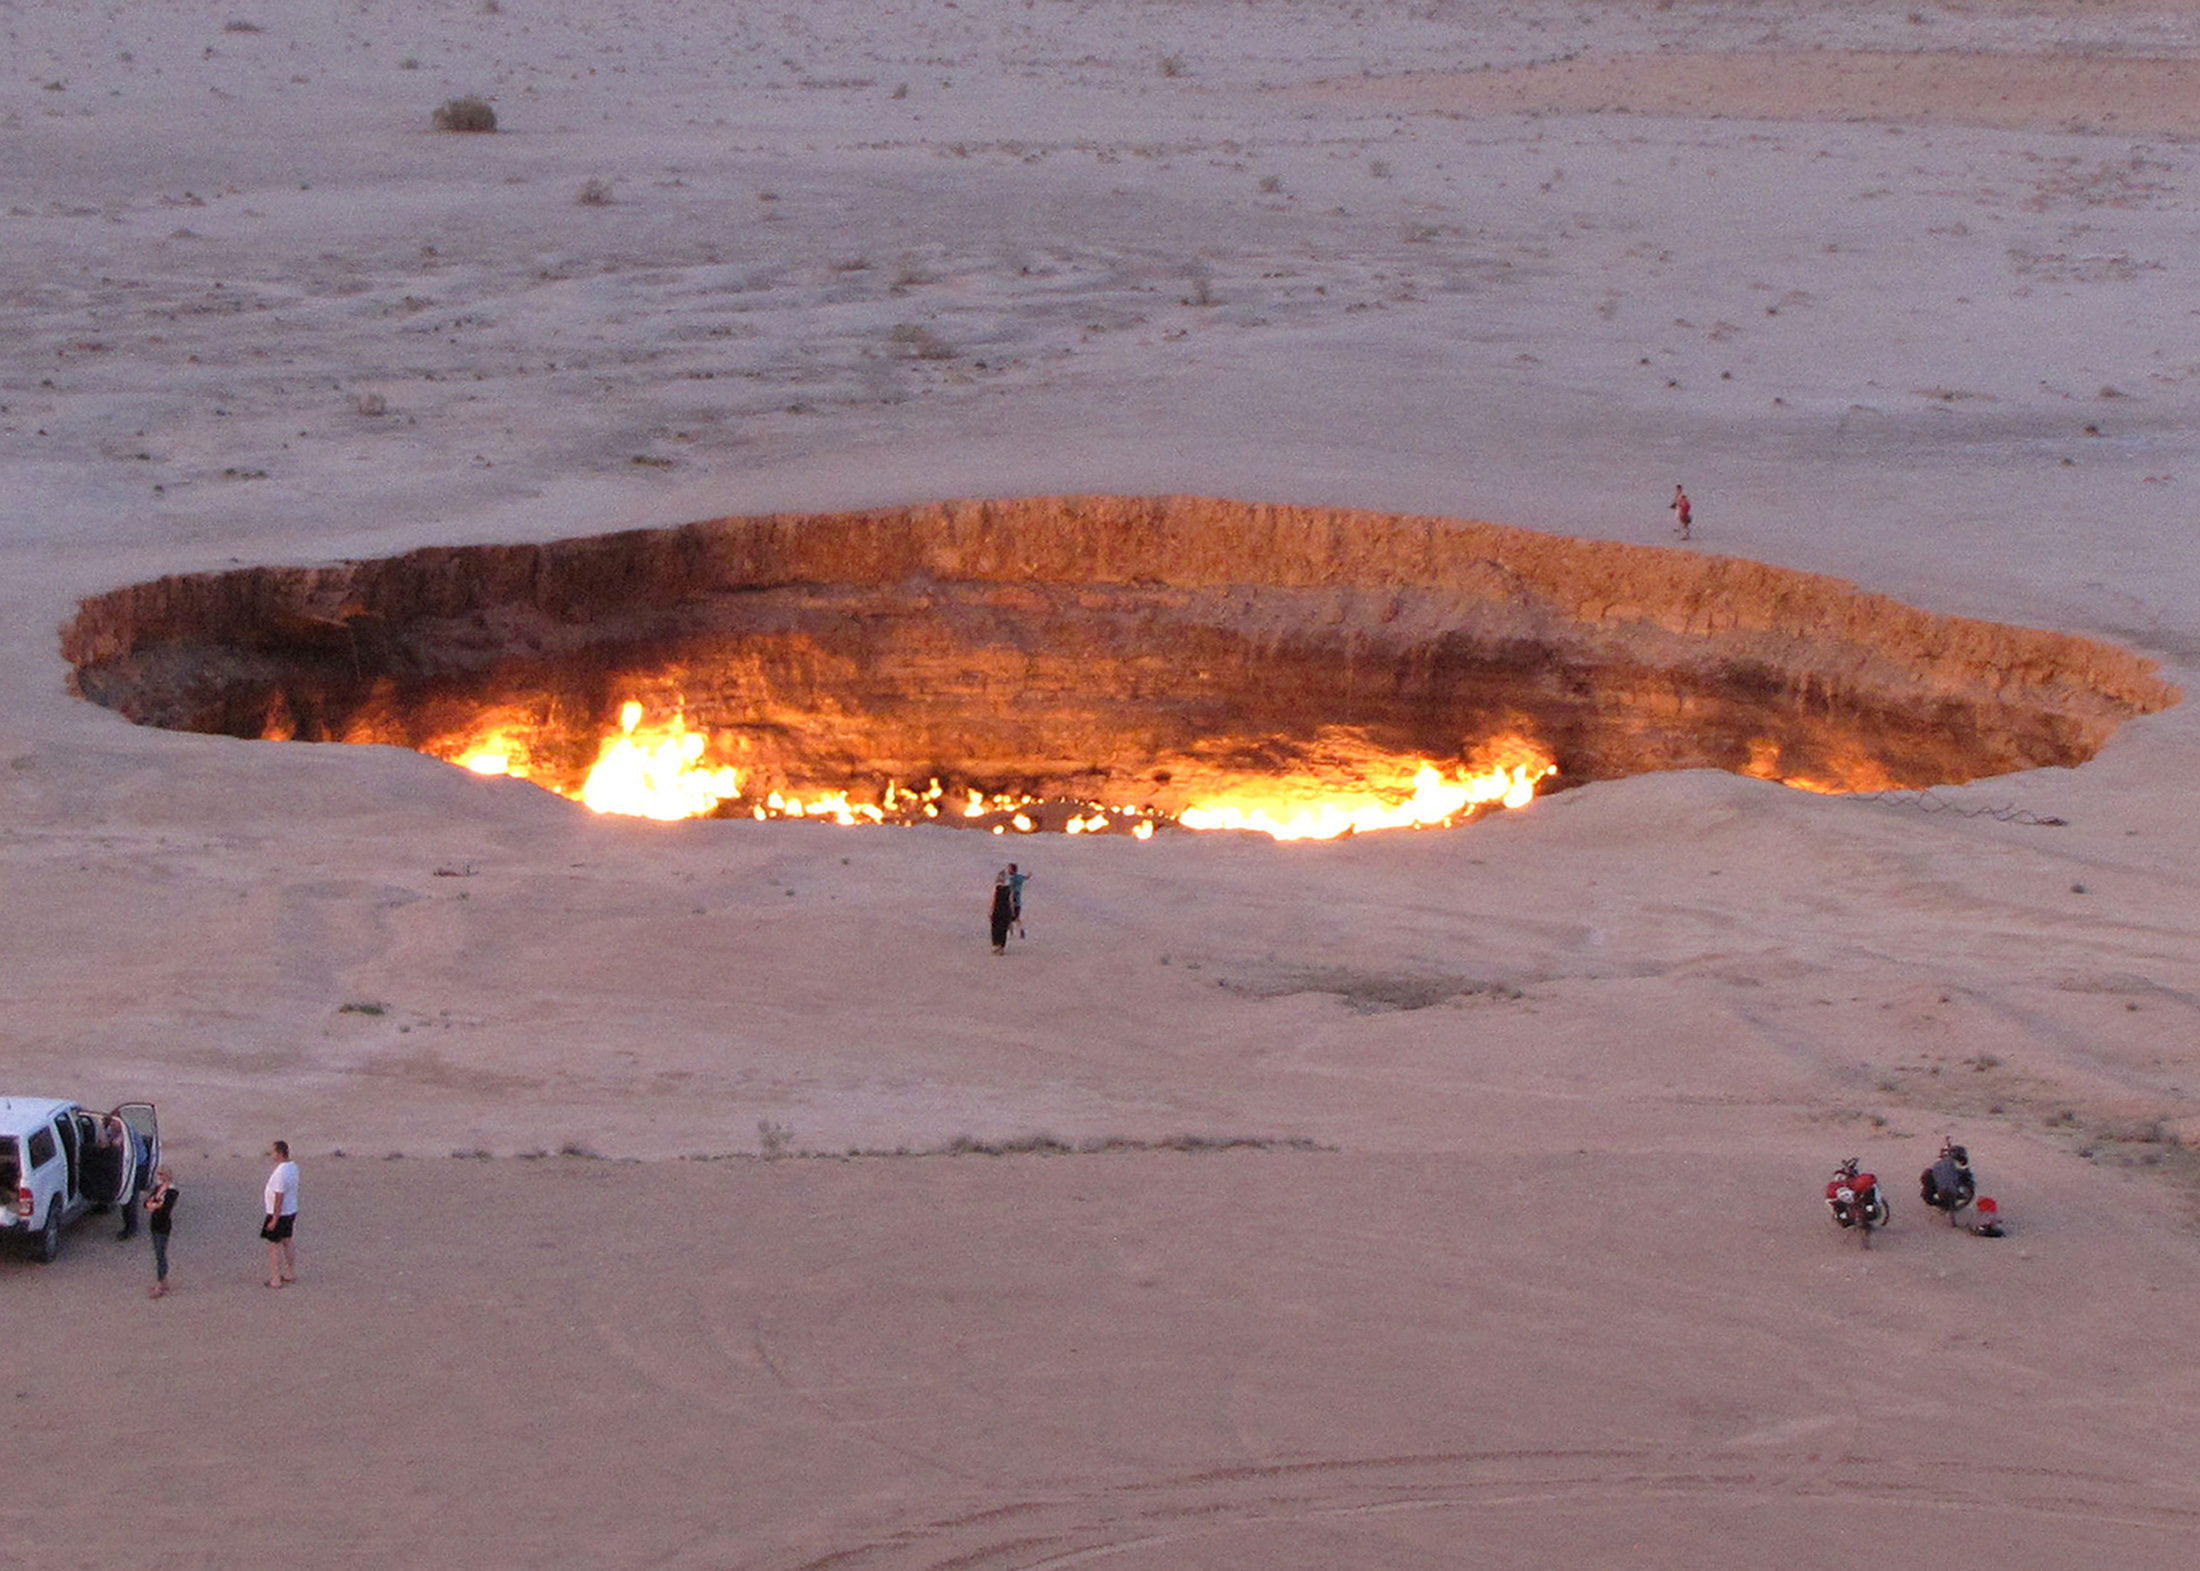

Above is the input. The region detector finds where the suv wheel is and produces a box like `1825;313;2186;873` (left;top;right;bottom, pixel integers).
34;1203;62;1264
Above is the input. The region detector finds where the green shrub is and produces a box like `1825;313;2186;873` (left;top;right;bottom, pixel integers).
432;96;497;133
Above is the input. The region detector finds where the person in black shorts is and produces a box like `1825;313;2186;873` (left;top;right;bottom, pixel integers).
262;1141;299;1288
145;1166;178;1298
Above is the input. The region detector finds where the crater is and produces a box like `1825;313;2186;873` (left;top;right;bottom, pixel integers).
59;495;2177;835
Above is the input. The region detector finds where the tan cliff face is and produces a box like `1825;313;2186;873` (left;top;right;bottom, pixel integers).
59;495;2179;822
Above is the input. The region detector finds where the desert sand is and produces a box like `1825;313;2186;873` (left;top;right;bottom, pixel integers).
6;2;2200;1566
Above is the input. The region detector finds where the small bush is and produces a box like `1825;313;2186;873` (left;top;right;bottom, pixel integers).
575;176;613;207
432;96;497;133
889;321;954;360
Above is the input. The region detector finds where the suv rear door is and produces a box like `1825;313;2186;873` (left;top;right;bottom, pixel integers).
112;1103;158;1201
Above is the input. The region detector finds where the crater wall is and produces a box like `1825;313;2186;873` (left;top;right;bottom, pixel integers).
60;495;2178;811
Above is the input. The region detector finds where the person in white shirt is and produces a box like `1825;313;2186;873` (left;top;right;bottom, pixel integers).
261;1140;299;1288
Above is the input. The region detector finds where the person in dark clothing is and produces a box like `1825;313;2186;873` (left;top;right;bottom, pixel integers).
1920;1139;1976;1226
989;872;1017;954
145;1166;178;1298
83;1116;123;1212
115;1118;151;1239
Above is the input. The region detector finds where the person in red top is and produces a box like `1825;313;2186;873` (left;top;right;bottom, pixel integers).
1670;484;1693;540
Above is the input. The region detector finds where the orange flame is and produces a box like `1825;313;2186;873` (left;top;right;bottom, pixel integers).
577;701;743;821
445;700;1558;836
1177;756;1554;840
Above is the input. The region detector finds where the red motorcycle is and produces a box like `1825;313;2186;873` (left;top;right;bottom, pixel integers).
1826;1157;1890;1246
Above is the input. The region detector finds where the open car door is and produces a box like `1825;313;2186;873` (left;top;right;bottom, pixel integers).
110;1102;158;1204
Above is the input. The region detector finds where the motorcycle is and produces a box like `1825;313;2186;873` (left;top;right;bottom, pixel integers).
1919;1138;1977;1226
1826;1156;1890;1245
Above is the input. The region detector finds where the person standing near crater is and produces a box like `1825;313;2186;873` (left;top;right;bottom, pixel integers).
262;1140;299;1288
1669;483;1693;540
989;868;1017;955
145;1165;178;1298
1004;862;1030;937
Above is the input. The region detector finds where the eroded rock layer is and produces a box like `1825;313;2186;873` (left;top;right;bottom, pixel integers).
60;495;2178;810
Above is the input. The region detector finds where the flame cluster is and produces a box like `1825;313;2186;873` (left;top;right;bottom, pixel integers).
573;702;743;820
1176;757;1554;841
451;701;1558;840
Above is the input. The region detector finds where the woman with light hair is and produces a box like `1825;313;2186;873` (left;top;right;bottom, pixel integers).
145;1166;178;1298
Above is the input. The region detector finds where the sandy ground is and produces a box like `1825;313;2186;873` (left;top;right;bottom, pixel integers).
7;1;2200;1566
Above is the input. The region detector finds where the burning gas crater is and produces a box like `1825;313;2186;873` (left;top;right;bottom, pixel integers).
62;496;2174;839
471;695;1552;838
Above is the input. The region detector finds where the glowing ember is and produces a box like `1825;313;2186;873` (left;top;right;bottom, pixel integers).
577;701;743;821
1742;736;1898;796
452;726;536;781
761;788;887;826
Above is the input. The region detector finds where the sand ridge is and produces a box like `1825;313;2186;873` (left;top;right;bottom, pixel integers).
1295;50;2200;136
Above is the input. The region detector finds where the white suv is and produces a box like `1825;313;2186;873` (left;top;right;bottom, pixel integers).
1;1098;160;1264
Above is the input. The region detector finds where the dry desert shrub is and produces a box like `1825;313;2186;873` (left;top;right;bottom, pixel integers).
431;95;496;133
575;176;613;206
889;321;954;360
